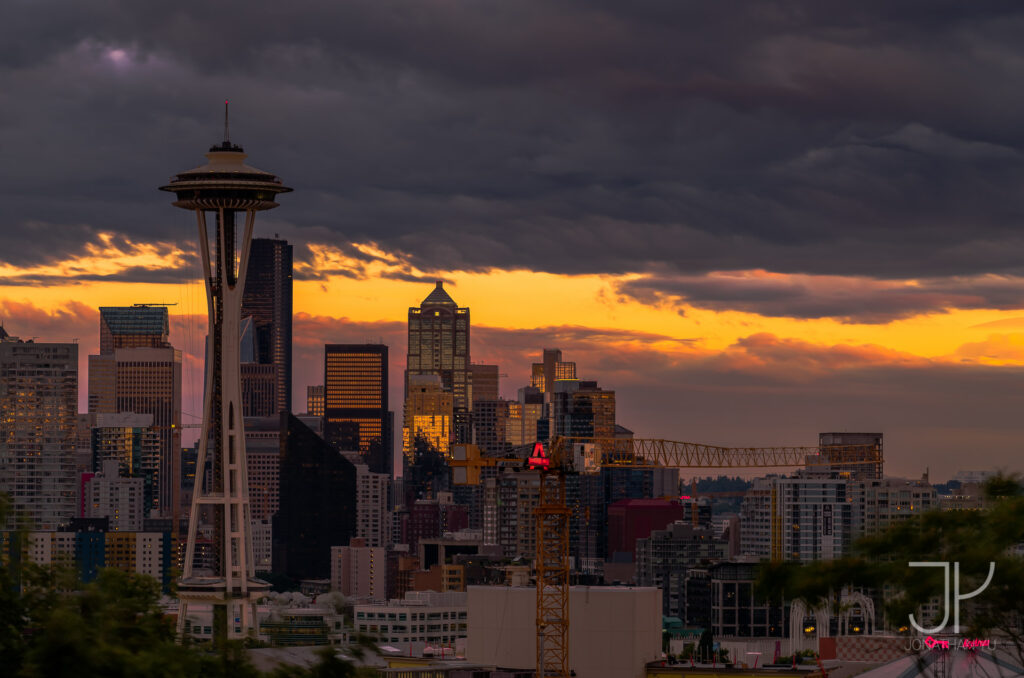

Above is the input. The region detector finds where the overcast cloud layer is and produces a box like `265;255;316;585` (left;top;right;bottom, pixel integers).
4;1;1024;293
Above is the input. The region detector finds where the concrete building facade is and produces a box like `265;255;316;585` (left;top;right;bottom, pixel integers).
332;538;387;599
635;522;728;617
354;591;468;647
0;333;78;530
740;473;852;562
84;460;146;531
466;586;661;678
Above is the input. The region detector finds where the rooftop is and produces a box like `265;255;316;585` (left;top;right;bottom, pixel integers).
100;306;168;336
421;281;457;306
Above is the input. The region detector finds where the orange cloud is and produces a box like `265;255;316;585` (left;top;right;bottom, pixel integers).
705;332;929;380
953;333;1024;365
0;232;191;284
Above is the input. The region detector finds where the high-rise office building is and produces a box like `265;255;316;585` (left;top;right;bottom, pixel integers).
469;364;504;455
470;364;499;402
241;237;293;414
818;432;884;480
89;412;161;517
739;472;852;562
344;456;391;548
273;414;357;580
84;460;146;532
240;363;277;417
331;538;387;598
0;331;78;530
306;385;325;417
407;282;470;442
88;306;182;516
244;416;282;523
506;388;544;448
550;379;616;448
403;374;453;462
849;476;936;535
472;400;510;456
243;415;284;572
531;348;576;396
239;316;277;417
635;522;726;617
324;344;391;475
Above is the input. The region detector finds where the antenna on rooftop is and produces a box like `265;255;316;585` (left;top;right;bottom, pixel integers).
224;100;230;143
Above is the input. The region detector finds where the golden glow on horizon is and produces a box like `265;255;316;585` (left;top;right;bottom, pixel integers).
0;233;189;282
6;240;1024;367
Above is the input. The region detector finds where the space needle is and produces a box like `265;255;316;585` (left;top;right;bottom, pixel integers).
160;104;291;641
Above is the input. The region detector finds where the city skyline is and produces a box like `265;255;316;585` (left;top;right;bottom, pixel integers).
5;4;1024;480
8;272;1015;483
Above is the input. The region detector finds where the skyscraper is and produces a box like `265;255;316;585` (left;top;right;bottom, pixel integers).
306;384;325;417
273;413;357;580
469;364;499;403
550;379;616;445
406;282;470;442
739;473;852;561
818;432;884;480
403;374;453;461
507;388;544;447
472;400;510;456
84;460;146;531
88;306;181;516
241;237;293;414
89;412;161;517
531;348;576;396
239;315;277;417
324;344;391;475
0;330;78;530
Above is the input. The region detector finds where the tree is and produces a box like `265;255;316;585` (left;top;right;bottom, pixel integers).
0;493;383;677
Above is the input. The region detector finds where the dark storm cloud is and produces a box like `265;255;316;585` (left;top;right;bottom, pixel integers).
4;0;1024;286
617;270;1024;323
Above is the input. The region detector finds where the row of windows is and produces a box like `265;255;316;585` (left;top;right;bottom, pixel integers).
355;610;467;621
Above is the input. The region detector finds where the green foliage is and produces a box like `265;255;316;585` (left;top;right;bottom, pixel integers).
983;473;1024;500
0;503;377;678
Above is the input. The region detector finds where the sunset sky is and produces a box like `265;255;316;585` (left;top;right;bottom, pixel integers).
4;1;1024;479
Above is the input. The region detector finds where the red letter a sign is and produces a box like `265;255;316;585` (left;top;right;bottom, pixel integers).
528;441;550;470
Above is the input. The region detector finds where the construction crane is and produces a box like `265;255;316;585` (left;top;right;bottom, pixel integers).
528;436;881;678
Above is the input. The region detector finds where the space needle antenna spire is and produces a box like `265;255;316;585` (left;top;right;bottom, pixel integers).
224;100;230;143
